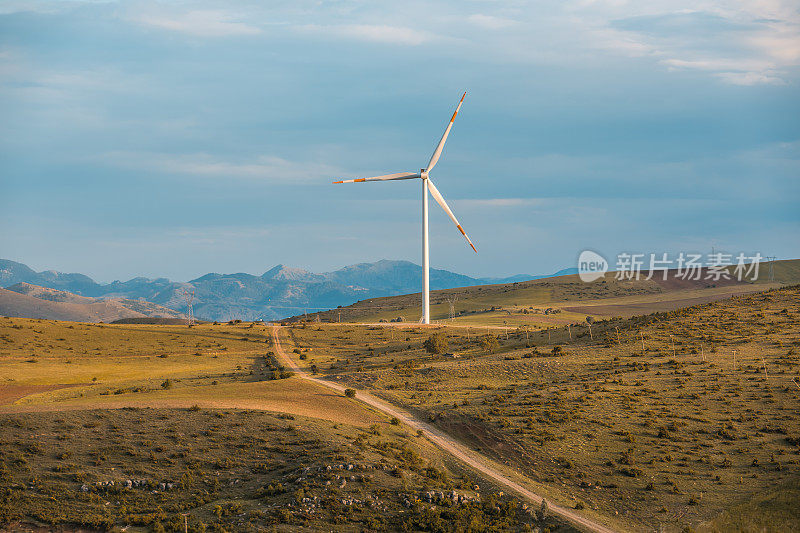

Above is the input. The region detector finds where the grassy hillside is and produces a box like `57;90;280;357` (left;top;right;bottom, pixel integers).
1;408;573;532
0;318;574;532
301;259;799;326
284;285;800;532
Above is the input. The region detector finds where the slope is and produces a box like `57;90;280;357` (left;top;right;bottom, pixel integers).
0;284;186;322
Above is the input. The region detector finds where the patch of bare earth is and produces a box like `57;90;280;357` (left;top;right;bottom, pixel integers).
0;384;83;406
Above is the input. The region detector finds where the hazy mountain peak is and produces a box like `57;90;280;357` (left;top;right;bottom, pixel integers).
263;264;314;281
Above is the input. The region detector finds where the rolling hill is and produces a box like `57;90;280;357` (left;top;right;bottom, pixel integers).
1;259;546;321
300;259;800;325
0;283;186;322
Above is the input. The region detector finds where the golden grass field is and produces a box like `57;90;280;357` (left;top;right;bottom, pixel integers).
307;259;799;327
284;285;800;532
0;318;573;532
2;272;799;532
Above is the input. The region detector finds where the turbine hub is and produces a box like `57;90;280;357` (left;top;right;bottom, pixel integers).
420;169;428;179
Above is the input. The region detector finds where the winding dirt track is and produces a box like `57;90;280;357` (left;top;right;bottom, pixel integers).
271;325;617;533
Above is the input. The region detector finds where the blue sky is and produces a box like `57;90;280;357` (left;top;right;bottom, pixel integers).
0;1;798;282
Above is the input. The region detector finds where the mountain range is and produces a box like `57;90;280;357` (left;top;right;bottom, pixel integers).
0;259;575;322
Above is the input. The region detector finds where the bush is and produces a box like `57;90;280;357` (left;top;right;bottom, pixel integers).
161;379;172;389
423;332;448;354
344;388;356;398
390;417;400;425
479;335;499;354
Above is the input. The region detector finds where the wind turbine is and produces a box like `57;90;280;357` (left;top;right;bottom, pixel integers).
334;92;476;324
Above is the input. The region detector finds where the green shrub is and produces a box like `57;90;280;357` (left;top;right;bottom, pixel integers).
423;332;448;354
479;335;499;353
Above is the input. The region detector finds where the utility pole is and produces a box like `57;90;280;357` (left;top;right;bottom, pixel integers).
568;324;572;342
767;256;776;282
180;289;195;326
446;296;458;320
670;335;676;357
640;331;645;353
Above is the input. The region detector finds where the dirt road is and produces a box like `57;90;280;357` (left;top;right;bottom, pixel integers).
271;325;618;533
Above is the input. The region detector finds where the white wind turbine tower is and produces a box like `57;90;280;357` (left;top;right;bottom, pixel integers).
334;92;476;324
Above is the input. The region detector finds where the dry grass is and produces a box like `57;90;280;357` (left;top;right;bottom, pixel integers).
0;318;576;531
1;408;566;531
285;286;800;532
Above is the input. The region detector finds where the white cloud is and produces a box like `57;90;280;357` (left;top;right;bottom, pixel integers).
588;6;800;85
715;70;787;85
133;10;261;37
659;56;788;84
98;152;340;183
468;14;517;30
459;198;548;208
298;24;436;46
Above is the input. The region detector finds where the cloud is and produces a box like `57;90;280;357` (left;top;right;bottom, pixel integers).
468;14;517;30
133;9;261;37
298;24;436;46
459;198;548;208
659;56;787;84
98;152;340;183
596;8;800;84
715;70;786;85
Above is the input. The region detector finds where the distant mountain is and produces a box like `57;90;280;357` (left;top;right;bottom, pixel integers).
481;268;578;284
0;259;98;294
0;258;568;321
0;283;186;322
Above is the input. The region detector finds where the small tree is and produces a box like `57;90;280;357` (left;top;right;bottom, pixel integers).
423;332;448;354
479;335;499;354
344;388;356;398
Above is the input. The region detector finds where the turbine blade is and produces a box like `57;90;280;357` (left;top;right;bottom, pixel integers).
333;171;420;184
427;179;477;253
426;92;466;172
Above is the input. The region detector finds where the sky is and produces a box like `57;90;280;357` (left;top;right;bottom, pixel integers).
0;0;798;283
